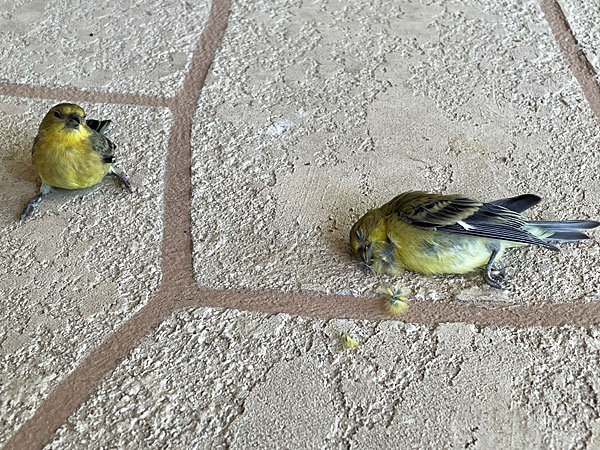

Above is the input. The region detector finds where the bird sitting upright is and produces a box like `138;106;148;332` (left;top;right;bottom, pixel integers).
350;191;599;289
19;103;132;223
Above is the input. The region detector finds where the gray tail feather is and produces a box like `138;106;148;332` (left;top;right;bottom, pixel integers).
528;220;600;242
528;220;600;231
491;194;541;213
544;231;592;242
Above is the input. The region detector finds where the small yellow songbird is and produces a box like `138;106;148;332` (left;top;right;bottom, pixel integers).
350;192;599;289
19;103;131;223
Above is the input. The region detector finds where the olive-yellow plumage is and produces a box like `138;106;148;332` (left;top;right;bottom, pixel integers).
20;103;131;223
350;191;599;289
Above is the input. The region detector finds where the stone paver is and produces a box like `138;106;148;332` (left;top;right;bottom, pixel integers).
191;0;600;304
0;0;210;96
47;308;600;449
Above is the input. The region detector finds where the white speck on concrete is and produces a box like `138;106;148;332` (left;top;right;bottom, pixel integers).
266;119;294;136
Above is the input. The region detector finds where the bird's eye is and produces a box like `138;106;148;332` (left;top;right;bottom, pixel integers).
53;111;62;119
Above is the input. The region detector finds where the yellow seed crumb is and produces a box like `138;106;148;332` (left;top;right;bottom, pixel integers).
339;331;359;350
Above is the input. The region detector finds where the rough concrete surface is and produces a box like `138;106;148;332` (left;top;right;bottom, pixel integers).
0;0;210;96
558;0;600;79
2;0;600;448
0;97;171;446
191;0;600;305
47;308;600;449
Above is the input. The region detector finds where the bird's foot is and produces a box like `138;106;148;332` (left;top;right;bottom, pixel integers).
19;193;45;225
112;171;132;193
484;267;510;290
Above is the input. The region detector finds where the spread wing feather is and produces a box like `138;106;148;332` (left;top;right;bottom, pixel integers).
386;191;482;227
386;191;557;249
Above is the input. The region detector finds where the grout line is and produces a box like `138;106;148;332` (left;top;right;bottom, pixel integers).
539;0;600;122
0;83;173;108
182;288;600;327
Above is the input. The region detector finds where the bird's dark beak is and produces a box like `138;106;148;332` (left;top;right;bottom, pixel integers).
65;114;82;129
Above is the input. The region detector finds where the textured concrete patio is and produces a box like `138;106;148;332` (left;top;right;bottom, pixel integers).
2;0;600;448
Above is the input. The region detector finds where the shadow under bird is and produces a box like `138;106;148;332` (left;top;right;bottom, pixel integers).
19;103;132;224
350;191;599;289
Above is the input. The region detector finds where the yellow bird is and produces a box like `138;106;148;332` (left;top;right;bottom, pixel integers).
20;103;131;223
350;192;599;289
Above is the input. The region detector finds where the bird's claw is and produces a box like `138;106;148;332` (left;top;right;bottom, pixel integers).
19;206;34;225
484;267;510;290
114;171;132;193
19;193;44;225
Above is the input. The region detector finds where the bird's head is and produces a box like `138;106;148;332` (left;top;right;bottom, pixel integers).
349;209;385;265
41;103;86;132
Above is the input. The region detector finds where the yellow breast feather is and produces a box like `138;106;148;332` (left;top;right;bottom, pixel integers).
33;125;110;190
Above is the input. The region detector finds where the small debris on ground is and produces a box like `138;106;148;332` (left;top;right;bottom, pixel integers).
380;283;411;316
339;331;359;350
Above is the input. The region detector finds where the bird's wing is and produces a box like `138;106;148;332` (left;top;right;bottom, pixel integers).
489;194;541;213
89;130;116;164
390;192;556;249
388;192;483;227
86;119;111;134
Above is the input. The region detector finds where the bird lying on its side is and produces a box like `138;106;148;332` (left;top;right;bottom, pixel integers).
350;191;599;289
19;103;132;224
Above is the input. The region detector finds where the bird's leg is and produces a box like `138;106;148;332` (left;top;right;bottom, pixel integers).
19;183;51;224
108;167;132;193
483;249;509;290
